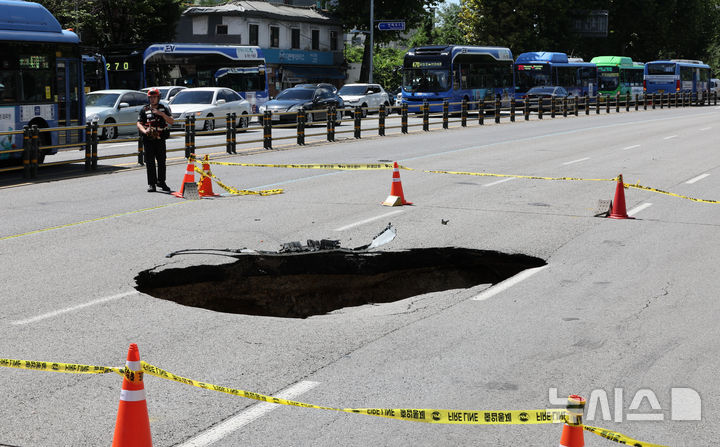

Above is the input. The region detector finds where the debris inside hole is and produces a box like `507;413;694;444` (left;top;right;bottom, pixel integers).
135;247;546;318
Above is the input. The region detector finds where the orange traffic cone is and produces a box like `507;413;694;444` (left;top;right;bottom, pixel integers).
559;395;585;447
198;154;219;197
172;155;197;198
112;343;152;447
609;174;632;219
382;161;412;206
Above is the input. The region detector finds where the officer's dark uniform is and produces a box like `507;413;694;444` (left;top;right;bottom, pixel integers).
137;102;172;191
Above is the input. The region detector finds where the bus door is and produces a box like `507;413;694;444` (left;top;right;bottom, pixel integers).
56;58;83;145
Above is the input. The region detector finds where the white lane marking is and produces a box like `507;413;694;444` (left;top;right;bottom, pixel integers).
177;380;320;447
334;210;404;232
10;291;138;325
663;135;678;140
622;144;641;151
627;203;653;216
699;127;712;131
483;177;515;187
472;266;547;301
686;173;710;184
562;157;590;166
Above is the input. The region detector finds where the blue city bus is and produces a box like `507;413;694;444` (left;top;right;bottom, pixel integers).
82;53;109;93
514;52;597;99
643;59;711;95
402;45;514;112
0;0;84;162
143;44;269;113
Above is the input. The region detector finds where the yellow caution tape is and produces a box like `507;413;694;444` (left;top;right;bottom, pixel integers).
0;357;671;445
0;358;122;376
625;182;720;204
206;162;404;171
425;169;616;183
141;361;565;425
193;166;283;196
584;424;669;447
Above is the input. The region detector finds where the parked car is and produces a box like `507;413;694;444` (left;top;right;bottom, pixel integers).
710;78;720;95
141;86;187;104
522;86;569;100
295;83;338;94
338;83;391;117
169;87;251;131
259;85;344;125
85;89;148;140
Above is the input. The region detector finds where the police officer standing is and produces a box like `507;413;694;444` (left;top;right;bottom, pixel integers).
137;88;174;192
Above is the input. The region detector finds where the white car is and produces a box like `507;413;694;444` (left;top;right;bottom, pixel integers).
338;83;391;117
710;79;720;95
85;89;148;140
169;87;251;131
142;86;187;104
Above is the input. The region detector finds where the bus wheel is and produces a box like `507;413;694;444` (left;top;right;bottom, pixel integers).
237;113;249;132
203;115;215;131
103;119;117;140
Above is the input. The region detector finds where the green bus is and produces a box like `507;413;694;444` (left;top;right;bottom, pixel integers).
590;56;644;97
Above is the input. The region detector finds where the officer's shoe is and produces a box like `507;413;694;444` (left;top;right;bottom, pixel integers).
157;182;171;192
147;185;156;192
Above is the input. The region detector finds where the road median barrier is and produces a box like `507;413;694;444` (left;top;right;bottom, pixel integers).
0;350;669;446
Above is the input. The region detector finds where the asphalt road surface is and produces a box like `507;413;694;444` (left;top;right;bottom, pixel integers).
1;104;719;446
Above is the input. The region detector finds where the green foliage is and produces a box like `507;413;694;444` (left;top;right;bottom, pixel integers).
433;3;467;45
459;0;720;71
345;46;365;64
36;0;183;50
372;46;405;91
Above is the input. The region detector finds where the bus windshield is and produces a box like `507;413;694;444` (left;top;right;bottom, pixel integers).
403;69;450;92
598;67;620;91
514;64;552;92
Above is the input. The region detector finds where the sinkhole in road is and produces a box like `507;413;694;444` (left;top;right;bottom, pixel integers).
135;248;546;318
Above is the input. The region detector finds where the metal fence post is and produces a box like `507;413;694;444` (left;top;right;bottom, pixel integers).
538;98;544;119
442;99;449;129
616;92;620;113
596;95;601;114
29;125;39;178
379;104;386;135
510;97;516;122
478;98;485;125
230;113;237;154
22;126;30;178
401;103;408;133
354;106;362;138
422;100;429;131
661;93;665;109
585;94;589;115
461;98;467;127
184;116;191;158
91;121;98;170
524;97;530;120
494;95;500;123
263;111;272;149
562;96;568;117
85;122;92;171
226;113;233;153
551;96;556;118
715;91;718;105
327;106;335;142
606;94;611;113
573;96;578;116
635;94;639;111
297;107;305;145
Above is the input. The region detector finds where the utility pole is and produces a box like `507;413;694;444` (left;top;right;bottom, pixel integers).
369;0;374;83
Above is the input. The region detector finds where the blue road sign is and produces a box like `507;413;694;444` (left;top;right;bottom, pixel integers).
377;22;405;31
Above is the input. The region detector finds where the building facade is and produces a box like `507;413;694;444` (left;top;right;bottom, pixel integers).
176;1;345;95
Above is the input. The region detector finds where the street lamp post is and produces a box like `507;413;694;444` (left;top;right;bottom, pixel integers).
369;0;374;83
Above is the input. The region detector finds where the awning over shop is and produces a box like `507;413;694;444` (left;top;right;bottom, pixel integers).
284;66;346;80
